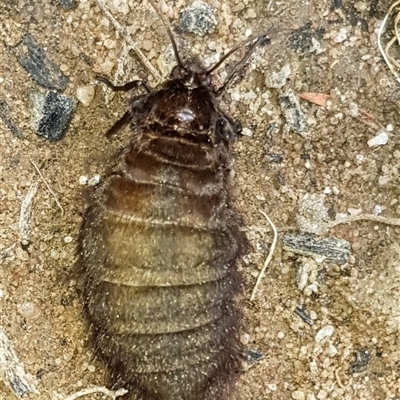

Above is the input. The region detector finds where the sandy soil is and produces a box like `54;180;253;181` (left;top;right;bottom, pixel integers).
1;0;400;399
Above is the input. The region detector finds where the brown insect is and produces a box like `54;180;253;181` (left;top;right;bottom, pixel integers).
76;4;270;399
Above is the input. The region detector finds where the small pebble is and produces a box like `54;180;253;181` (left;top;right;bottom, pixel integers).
51;249;60;260
367;130;388;147
334;28;347;43
315;325;334;343
179;1;217;36
373;205;382;215
292;390;305;400
30;91;77;142
241;127;253;137
355;154;364;164
267;383;277;391
59;0;76;10
64;236;73;244
76;85;95;107
323;187;331;194
87;365;96;373
328;343;338;356
17;302;40;319
240;333;250;345
348;102;358;117
88;174;101;186
79;176;88;185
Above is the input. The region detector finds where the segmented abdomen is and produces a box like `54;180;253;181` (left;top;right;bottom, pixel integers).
78;132;245;400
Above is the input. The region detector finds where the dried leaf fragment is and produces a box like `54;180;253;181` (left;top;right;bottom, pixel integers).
298;92;330;107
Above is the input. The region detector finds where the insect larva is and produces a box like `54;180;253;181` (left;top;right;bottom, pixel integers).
77;4;269;399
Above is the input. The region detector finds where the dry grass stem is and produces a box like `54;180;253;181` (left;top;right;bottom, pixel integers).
378;0;400;84
63;386;128;400
0;244;16;262
94;0;162;82
250;210;278;301
30;160;64;217
326;214;400;228
358;109;386;130
19;182;39;246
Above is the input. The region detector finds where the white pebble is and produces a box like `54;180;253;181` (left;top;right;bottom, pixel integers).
64;236;73;244
355;154;364;164
0;289;3;299
231;92;241;102
103;38;116;49
323;187;331;194
79;176;88;185
373;204;382;215
328;343;338;356
386;124;394;131
240;333;250;345
315;325;334;342
51;249;59;260
334;28;347;43
88;174;101;186
241;127;253;137
76;86;95;107
87;365;96;372
348;102;358;117
17;302;40;319
292;390;305;400
267;383;277;391
367;130;388;147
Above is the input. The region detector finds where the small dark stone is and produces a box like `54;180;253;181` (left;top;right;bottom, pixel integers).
279;89;308;136
36;369;46;380
294;305;314;326
241;348;265;364
0;99;25;139
350;348;371;374
12;32;69;91
268;153;283;163
179;1;217;36
332;0;342;8
79;52;93;66
288;22;325;54
58;0;76;10
31;91;77;142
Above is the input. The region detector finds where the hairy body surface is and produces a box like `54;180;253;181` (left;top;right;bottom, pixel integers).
77;24;267;400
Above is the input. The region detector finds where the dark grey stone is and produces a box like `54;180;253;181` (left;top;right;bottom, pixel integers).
31;91;77;142
179;1;217;36
12;33;69;92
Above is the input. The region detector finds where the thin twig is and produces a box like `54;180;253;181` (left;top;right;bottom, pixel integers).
250;210;278;301
94;0;162;82
30;160;64;216
377;0;400;84
19;182;39;246
63;386;128;400
0;244;16;261
358;109;386;131
325;213;400;228
0;326;39;398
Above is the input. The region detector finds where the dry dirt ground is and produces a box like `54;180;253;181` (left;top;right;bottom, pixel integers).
1;0;400;399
